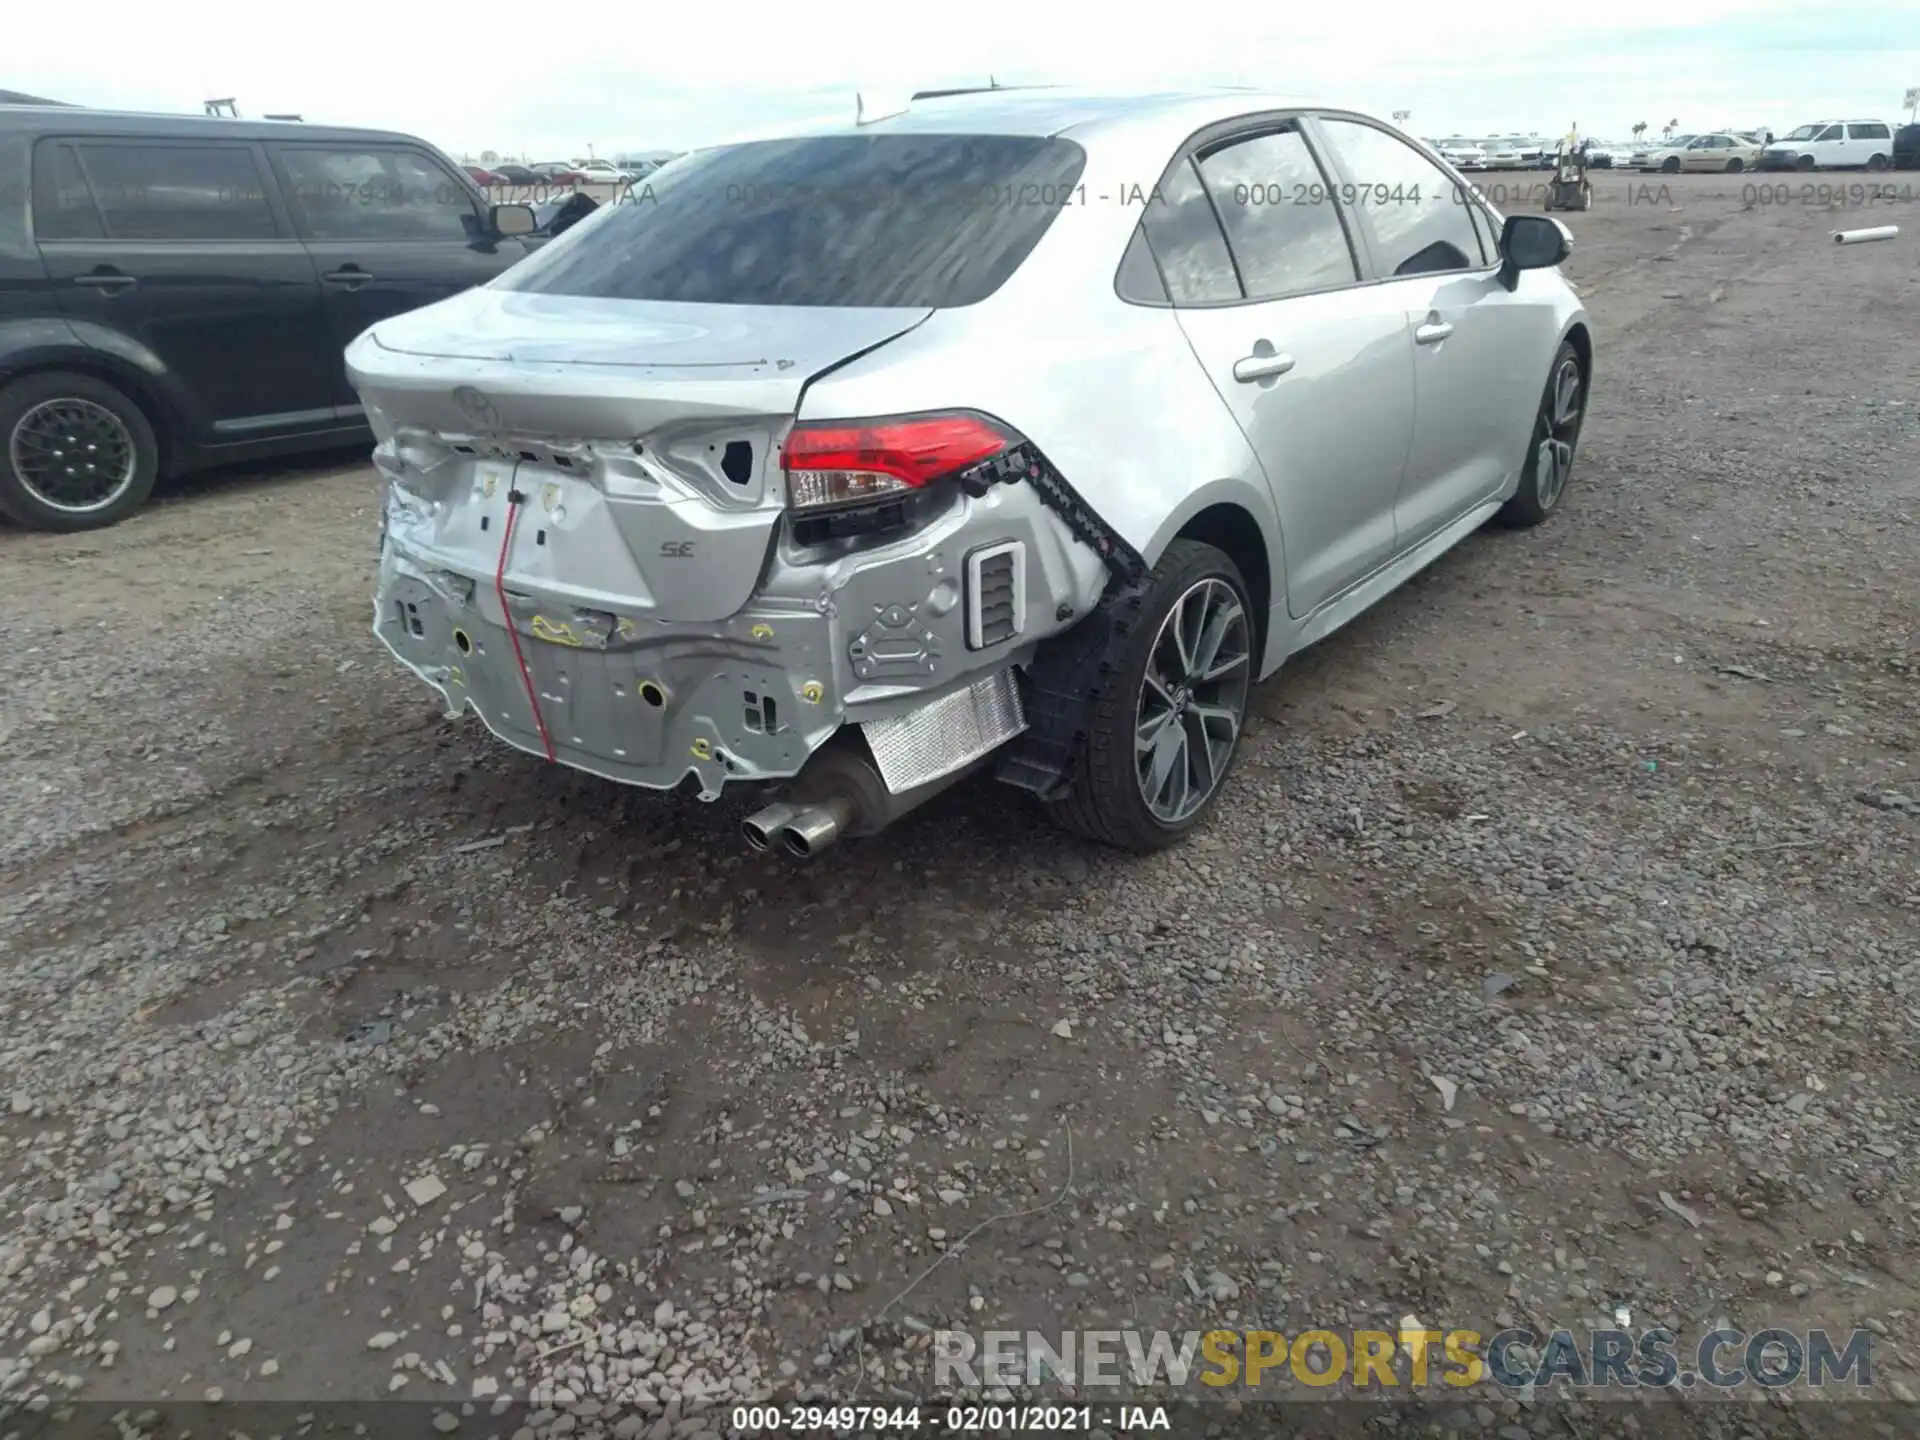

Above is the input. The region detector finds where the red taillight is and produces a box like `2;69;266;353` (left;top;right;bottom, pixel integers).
782;413;1011;511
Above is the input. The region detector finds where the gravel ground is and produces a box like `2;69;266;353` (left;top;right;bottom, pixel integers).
2;173;1917;1435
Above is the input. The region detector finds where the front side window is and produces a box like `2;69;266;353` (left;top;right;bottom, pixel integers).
1193;129;1357;301
53;143;277;242
1313;118;1483;279
278;148;477;241
498;133;1087;308
1815;125;1844;141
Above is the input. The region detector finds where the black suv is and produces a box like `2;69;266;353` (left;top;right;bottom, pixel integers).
0;106;537;531
1895;123;1920;171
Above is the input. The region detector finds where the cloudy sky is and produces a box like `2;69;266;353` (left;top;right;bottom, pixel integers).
9;0;1914;158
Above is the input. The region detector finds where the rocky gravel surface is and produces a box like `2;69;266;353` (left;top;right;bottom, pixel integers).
2;174;1916;1437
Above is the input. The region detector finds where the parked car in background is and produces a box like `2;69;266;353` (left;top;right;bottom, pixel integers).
348;90;1592;857
570;159;634;186
1507;136;1548;167
1478;138;1525;168
1756;120;1895;171
532;162;586;185
0;105;539;530
1627;134;1694;168
1430;137;1487;170
490;162;541;186
1894;123;1920;170
1635;132;1763;172
1582;140;1624;168
464;165;498;187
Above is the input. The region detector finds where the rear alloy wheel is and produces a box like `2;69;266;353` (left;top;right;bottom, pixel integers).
1045;540;1254;852
1496;340;1585;528
1725;157;1745;173
0;371;159;531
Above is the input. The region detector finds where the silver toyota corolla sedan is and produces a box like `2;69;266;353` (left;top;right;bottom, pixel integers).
348;88;1591;857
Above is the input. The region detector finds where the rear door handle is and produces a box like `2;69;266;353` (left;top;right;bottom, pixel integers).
1232;352;1296;382
73;269;136;293
323;266;374;288
1414;321;1454;345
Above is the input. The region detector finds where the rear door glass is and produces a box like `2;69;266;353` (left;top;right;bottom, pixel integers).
497;133;1087;308
56;143;277;241
1193;129;1358;301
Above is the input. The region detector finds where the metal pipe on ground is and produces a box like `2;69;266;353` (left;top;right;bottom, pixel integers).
1833;225;1899;245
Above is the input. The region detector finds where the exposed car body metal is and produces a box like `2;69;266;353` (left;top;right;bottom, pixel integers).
348;88;1590;850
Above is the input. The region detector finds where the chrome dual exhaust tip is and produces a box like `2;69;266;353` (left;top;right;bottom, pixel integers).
779;799;852;857
741;803;797;852
741;798;854;858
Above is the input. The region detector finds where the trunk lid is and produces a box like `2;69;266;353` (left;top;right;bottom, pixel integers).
349;287;932;624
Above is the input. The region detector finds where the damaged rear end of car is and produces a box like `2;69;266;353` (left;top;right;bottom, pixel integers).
349;127;1125;854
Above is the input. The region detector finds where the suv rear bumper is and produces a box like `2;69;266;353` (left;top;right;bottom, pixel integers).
372;477;1108;799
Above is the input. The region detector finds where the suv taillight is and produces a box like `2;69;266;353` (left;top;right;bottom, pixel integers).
782;412;1013;512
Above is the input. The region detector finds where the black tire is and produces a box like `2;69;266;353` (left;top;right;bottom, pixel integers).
1044;539;1255;853
1661;156;1681;174
1866;153;1889;172
0;371;159;532
1796;153;1817;172
1496;340;1586;528
1726;157;1745;173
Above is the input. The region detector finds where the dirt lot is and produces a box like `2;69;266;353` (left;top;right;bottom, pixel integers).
2;172;1917;1432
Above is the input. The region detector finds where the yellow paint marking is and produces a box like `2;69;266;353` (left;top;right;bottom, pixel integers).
531;615;585;647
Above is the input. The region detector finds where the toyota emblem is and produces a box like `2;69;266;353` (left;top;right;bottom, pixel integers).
452;386;500;430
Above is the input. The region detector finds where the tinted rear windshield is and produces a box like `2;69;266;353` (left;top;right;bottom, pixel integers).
496;133;1087;308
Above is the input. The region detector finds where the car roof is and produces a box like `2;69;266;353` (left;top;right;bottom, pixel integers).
0;103;422;147
713;88;1327;145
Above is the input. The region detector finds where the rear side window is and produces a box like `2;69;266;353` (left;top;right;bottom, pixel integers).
1194;129;1358;301
1313;119;1484;278
498;134;1086;308
40;143;277;242
277;148;478;241
1848;123;1890;140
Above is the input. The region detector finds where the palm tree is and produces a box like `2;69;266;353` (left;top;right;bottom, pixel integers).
1632;121;1647;142
1663;118;1679;139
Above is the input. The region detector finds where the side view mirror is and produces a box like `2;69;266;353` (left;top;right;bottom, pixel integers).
1498;214;1572;289
490;203;537;238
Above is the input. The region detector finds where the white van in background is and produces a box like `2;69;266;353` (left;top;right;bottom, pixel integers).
1759;120;1896;171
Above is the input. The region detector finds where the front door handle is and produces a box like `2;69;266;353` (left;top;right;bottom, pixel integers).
323;266;375;289
1414;320;1454;345
73;268;136;293
1232;352;1296;382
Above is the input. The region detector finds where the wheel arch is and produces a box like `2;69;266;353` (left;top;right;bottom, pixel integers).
1144;485;1281;674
